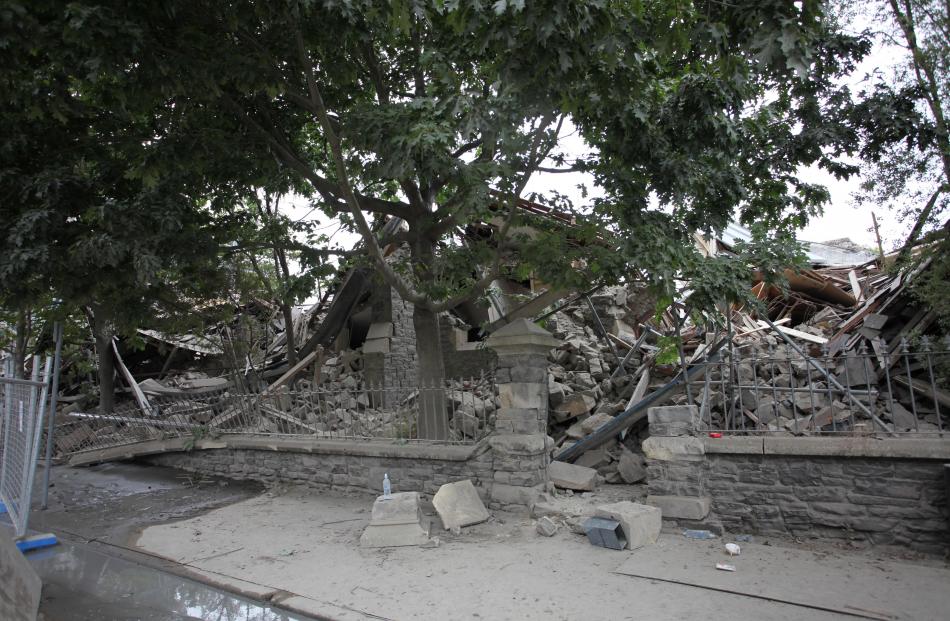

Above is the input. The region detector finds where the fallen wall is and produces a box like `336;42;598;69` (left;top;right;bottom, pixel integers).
145;439;493;497
643;406;950;553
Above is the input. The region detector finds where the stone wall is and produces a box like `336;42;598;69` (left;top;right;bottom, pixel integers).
706;452;948;551
146;440;493;497
439;317;497;380
363;284;418;403
643;405;950;553
136;319;557;514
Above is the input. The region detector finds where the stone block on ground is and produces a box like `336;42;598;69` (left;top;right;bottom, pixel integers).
432;479;490;531
549;461;598;491
647;495;711;520
536;516;558;537
617;449;647;484
360;492;430;547
593;501;661;550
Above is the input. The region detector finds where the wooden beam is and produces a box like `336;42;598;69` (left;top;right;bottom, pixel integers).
263;348;321;395
893;376;950;410
757;321;827;344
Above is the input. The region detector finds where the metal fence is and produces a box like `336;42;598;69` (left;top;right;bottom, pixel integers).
689;337;948;436
56;375;497;458
0;356;52;537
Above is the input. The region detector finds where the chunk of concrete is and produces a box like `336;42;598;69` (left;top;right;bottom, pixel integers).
536;516;558;537
552;393;597;422
647;495;711;520
549;461;598;491
617;449;647;483
365;322;394;339
594;501;661;550
360;492;429;547
432;479;490;531
1;532;41;621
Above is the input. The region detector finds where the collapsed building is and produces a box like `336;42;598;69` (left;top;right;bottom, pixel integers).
42;211;950;553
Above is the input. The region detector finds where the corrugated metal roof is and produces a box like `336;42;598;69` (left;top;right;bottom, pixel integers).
720;222;875;267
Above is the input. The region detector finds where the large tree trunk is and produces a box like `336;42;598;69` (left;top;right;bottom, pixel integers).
413;303;448;440
279;302;298;367
88;307;115;414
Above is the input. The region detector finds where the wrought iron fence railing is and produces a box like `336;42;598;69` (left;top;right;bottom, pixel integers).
688;337;948;436
56;375;497;457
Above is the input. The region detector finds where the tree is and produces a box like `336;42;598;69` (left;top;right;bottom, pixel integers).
229;190;337;366
839;0;948;325
0;7;239;411
6;2;869;433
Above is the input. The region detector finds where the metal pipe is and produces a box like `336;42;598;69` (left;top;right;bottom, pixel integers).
41;321;64;510
610;329;650;379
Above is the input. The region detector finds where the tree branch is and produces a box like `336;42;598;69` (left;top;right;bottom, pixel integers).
293;29;432;307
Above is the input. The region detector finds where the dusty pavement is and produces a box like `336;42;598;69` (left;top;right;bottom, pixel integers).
134;483;950;620
26;462;950;621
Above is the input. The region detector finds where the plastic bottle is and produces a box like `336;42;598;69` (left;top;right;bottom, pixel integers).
382;473;392;499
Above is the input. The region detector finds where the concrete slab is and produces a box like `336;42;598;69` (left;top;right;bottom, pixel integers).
134;486;946;621
1;530;41;621
548;461;598;491
594;501;661;550
432;480;490;531
615;535;950;621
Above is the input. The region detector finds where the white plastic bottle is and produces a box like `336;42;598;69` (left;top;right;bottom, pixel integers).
382;473;392;499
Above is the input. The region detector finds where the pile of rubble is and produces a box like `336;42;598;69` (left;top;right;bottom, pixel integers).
543;259;948;483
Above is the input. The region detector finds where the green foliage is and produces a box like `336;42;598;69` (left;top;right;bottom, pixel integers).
1;0;877;325
655;336;682;366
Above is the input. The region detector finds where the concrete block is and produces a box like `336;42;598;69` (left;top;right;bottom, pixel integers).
0;532;41;621
498;382;545;410
549;461;598;491
361;338;391;354
552;394;596;421
360;492;430;547
433;479;490;531
594;501;661;549
488;434;547;455
648;405;699;436
366;322;394;339
642;436;705;462
647;495;711;520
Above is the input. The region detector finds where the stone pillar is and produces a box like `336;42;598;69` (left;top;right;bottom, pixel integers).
485;319;558;512
642;405;712;522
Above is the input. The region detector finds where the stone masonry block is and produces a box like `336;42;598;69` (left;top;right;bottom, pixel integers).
648;405;699;436
647;495;711;520
498;382;545;410
594;502;662;550
642;436;705;462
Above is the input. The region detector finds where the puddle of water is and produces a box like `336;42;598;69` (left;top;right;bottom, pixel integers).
26;541;313;621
